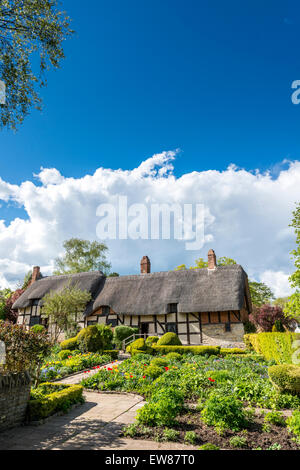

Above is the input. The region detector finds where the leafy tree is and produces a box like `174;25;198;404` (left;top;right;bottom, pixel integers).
284;203;300;323
0;0;73;130
108;272;119;277
54;238;111;275
217;257;237;266
175;255;237;270
248;281;275;307
274;297;291;309
42;283;92;341
3;288;24;323
0;288;12;320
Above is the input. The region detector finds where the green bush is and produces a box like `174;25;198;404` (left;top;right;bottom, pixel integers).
220;348;246;356
77;324;113;353
286;410;300;438
272;320;285;333
165;352;182;361
30;325;45;333
150;357;168;368
153;345;220;356
201;392;247;431
229;435;247;448
136;388;184;427
103;350;119;360
145;336;159;346
199;443;220;450
28;382;84;421
60;337;78;351
264;411;286;426
162;428;180;442
243;321;256;334
157;332;182;346
145;364;164;379
113;326;138;349
58;350;73;360
127;338;153;356
244;332;300;364
268;364;300;394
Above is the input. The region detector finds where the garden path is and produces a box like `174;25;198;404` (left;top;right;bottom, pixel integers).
0;359;197;450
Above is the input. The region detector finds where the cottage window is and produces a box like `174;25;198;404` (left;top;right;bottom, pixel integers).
225;322;231;332
166;323;177;334
29;316;41;327
87;321;97;326
168;303;178;314
107;319;118;327
102;306;110;316
32;299;39;306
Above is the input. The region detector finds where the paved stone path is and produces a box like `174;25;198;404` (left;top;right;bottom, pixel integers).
0;360;197;450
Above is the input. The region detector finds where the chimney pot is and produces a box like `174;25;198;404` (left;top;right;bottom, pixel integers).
140;256;151;274
207;249;217;270
31;266;41;285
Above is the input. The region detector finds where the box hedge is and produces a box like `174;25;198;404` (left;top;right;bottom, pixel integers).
60;337;78;351
152;345;220;356
28;383;84;421
268;364;300;394
244;332;300;364
220;348;246;356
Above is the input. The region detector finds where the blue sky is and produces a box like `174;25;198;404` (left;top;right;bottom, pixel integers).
1;0;300;183
0;1;300;292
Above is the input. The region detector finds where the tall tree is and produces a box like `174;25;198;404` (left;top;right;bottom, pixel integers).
175;255;237;270
54;238;112;275
248;281;275;307
284;202;300;323
42;283;91;341
0;0;73;129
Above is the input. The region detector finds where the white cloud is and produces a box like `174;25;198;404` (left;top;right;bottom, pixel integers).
0;151;299;296
260;270;294;298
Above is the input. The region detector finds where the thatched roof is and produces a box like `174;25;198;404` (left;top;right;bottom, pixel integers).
92;265;251;316
12;271;105;316
13;265;251;317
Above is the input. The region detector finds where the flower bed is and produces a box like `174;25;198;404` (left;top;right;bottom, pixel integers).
40;350;113;382
81;352;300;450
28;382;84;421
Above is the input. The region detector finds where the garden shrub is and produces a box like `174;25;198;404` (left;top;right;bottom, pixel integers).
113;326;138;349
272;320;285;333
103;350;119;360
127;338;153;356
229;435;247;448
137;388;184;427
58;349;72;360
220;348;245;356
77;324;113;353
184;431;197;445
165;352;182;362
268;364;300;394
60;337;78;351
145;364;164;379
152;345;220;356
157;332;182;346
201;392;247;431
286;410;300;438
30;325;45;333
28;382;84;421
145;336;159;346
244;332;300;364
243;320;256;334
264;411;286;426
199;443;219;450
150;357;168;368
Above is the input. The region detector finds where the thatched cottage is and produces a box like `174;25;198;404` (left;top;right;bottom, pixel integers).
13;250;252;347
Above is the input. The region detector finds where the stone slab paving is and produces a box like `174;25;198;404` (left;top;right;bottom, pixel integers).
0;359;197;450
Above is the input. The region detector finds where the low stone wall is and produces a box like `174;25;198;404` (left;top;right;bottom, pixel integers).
201;323;245;348
0;371;31;432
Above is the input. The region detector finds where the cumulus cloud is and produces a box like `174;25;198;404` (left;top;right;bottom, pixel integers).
0;150;299;296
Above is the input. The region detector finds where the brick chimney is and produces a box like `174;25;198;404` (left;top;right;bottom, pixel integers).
140;256;151;274
30;266;41;285
207;249;217;270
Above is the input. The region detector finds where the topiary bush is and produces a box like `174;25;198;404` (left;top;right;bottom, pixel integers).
150;357;168;368
60;337;78;351
30;325;46;333
113;326;138;349
165;352;182;362
268;364;300;394
157;332;182;346
58;349;73;360
145;364;164;379
152;345;220;356
77;324;113;353
145;336;159;347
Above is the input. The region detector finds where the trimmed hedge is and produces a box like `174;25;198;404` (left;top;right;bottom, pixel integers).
28;383;84;421
60;337;78;350
268;364;300;394
152;345;220;356
220;348;246;356
244;332;300;364
145;336;159;346
157;332;182;346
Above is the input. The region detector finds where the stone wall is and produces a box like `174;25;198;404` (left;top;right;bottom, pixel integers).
0;371;31;432
202;323;245;348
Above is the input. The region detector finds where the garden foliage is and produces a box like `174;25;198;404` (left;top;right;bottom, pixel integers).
244;332;300;364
